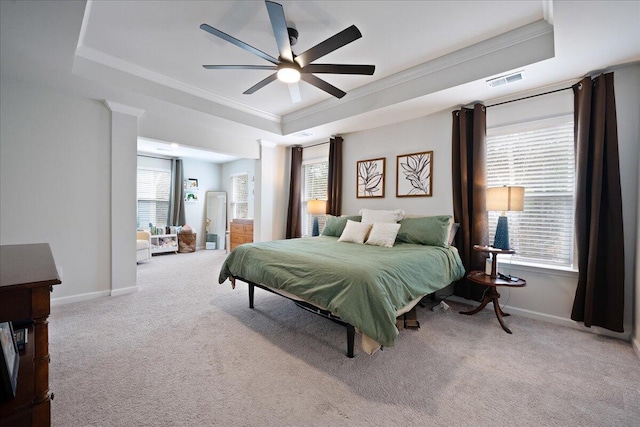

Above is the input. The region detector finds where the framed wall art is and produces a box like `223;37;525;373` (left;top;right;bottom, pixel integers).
185;178;199;189
356;157;385;198
396;151;433;197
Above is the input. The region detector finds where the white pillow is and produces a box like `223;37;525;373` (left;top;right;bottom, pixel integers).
365;222;401;248
338;220;373;244
359;208;405;224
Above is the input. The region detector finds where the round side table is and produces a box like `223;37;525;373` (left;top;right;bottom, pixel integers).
459;245;526;333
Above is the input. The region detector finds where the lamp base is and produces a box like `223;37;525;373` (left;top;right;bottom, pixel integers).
312;217;320;237
493;216;510;250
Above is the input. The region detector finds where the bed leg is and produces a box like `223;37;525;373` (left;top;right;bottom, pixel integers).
346;324;355;358
248;283;254;309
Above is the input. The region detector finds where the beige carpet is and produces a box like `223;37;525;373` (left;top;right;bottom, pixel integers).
50;249;640;426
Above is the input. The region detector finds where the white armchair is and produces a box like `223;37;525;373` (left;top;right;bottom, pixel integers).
137;230;151;262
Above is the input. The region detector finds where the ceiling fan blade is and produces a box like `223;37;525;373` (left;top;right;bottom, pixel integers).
243;73;278;95
200;23;280;65
203;65;278;70
300;74;346;99
265;1;293;63
295;25;362;68
288;82;302;103
302;64;375;75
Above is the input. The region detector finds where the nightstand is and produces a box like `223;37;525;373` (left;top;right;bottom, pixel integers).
459;245;526;334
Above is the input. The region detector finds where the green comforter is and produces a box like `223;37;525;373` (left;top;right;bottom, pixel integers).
218;236;465;347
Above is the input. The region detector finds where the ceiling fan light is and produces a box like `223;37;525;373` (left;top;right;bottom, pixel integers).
277;67;301;83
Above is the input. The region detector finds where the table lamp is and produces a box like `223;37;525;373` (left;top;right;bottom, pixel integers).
307;199;327;237
486;186;524;250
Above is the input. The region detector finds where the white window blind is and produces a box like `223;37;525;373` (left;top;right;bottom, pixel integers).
487;118;575;267
230;173;249;219
137;168;171;228
302;160;329;236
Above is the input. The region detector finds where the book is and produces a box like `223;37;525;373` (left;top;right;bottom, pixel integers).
13;328;27;352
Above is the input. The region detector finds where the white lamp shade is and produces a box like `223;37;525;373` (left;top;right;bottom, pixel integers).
486;186;525;212
307;199;327;215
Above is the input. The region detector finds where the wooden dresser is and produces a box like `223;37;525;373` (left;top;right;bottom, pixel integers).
0;244;61;427
230;219;253;251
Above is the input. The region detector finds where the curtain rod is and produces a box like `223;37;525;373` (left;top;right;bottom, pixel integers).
300;135;341;149
303;141;330;149
138;153;175;160
486;85;573;108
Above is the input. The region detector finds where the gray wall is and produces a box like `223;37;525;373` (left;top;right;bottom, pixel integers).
1;76;112;300
0;75;230;301
614;64;640;354
342;110;454;216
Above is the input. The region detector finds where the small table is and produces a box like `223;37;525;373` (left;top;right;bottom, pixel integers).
459;245;526;334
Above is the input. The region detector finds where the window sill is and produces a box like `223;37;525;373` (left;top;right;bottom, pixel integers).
497;256;578;278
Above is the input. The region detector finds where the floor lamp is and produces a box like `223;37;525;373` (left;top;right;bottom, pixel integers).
307;199;327;237
486;186;525;250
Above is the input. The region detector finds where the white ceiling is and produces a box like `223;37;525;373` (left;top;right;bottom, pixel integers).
2;1;639;161
81;0;544;116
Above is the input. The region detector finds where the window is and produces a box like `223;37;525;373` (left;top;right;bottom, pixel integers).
230;173;249;219
302;160;328;236
486;117;575;268
137;168;171;229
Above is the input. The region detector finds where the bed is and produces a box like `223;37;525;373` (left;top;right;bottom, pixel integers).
218;212;466;357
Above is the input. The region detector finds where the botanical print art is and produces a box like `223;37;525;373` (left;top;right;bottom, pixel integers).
357;157;385;198
396;151;433;197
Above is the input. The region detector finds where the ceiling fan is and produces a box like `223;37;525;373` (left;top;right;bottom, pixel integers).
200;0;375;100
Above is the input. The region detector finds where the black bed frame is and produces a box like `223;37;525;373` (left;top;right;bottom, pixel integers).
240;278;357;358
235;276;435;358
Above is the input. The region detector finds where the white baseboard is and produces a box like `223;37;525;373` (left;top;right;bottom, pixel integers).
447;295;632;341
51;290;111;306
111;286;138;297
632;335;640;361
51;286;138;306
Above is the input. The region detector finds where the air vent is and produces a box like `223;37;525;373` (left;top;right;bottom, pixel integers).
293;131;313;138
487;71;525;88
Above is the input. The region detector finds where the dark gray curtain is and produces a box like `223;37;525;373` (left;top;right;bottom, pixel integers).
327;136;343;216
571;73;624;332
286;146;303;239
168;159;186;226
451;104;489;300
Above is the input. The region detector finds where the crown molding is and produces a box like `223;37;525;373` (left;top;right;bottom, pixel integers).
258;139;279;148
282;19;554;126
77;3;553;138
75;44;281;124
103;100;144;117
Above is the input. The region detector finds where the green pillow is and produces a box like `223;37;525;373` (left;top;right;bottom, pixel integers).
396;215;452;247
321;215;362;237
